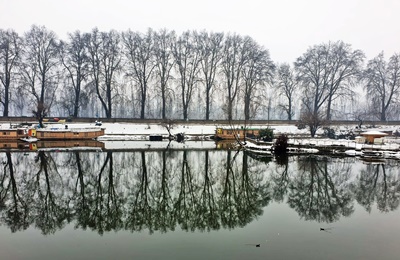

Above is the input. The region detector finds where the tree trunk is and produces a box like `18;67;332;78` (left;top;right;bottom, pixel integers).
162;86;166;119
3;77;10;117
288;97;292;121
205;88;210;120
227;100;233;121
326;96;332;121
73;85;80;117
140;91;146;119
244;94;250;120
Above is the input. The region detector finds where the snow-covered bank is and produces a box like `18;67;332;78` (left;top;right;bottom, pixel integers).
2;121;400;142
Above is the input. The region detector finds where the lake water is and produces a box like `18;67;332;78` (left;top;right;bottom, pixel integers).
0;142;399;259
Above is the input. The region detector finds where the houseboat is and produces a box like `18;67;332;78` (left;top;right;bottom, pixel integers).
27;127;105;140
215;127;261;140
0;128;28;140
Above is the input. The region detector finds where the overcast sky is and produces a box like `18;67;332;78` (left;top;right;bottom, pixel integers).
1;0;399;63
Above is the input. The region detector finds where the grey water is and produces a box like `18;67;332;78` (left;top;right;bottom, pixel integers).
0;146;399;259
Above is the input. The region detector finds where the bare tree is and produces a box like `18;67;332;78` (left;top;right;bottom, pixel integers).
21;25;60;127
295;41;364;121
172;31;201;120
195;31;224;120
241;37;275;120
0;29;22;117
153;29;176;119
221;34;247;120
122;29;155;119
363;52;400;121
276;63;298;120
58;31;89;118
324;42;364;120
298;110;327;137
85;28;121;118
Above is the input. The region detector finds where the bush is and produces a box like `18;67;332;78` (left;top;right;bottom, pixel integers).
259;128;274;142
274;134;289;155
323;127;335;139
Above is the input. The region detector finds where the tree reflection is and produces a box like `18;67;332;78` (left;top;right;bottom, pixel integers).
152;150;175;232
354;162;400;213
220;151;270;228
83;151;123;235
288;156;354;223
0;152;30;232
237;152;271;224
2;150;400;235
27;151;69;234
198;151;220;231
174;151;201;231
271;157;290;203
126;151;156;233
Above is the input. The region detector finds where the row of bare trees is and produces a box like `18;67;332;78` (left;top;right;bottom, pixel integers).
1;25;400;121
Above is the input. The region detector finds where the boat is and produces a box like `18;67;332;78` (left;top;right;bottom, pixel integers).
244;142;273;155
215;127;262;140
0;128;29;140
27;127;105;140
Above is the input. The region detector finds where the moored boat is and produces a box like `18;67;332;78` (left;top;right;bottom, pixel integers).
0;128;29;140
215;127;262;140
27;127;105;140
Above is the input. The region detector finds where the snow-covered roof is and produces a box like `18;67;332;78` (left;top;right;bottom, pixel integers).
360;130;388;136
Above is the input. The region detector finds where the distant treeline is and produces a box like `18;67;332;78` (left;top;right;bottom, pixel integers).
2;116;400;127
0;25;399;124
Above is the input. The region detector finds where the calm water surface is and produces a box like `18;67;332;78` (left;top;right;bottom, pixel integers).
0;143;399;260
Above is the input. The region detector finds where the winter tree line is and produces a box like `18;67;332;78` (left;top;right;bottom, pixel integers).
1;25;399;122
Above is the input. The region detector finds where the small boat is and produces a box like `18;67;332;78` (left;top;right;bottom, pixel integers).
244;142;273;155
27;127;105;140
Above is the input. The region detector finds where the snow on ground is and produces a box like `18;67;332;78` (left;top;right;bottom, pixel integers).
104;140;217;150
2;121;400;142
2;121;400;153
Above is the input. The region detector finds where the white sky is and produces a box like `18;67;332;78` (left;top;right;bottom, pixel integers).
1;0;399;63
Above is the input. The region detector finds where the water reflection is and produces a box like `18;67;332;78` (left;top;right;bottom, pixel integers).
354;162;400;213
287;155;354;222
0;150;399;236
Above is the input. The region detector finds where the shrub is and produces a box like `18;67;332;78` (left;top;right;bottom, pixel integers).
259;128;274;142
274;134;289;155
323;127;335;139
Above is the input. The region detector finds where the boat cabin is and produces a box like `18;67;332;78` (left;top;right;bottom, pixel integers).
215;127;261;140
28;128;105;140
0;129;28;140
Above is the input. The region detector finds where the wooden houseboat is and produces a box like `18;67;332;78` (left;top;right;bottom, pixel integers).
0;128;28;140
215;127;261;140
28;127;105;140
